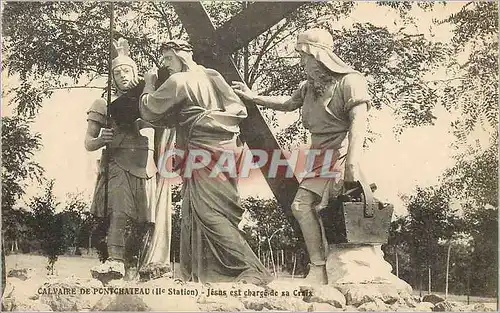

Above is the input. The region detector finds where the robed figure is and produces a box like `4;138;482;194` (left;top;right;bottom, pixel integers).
139;40;272;285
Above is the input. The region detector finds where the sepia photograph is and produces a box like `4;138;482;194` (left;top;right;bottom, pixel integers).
1;1;498;312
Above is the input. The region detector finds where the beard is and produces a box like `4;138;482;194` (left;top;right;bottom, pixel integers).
306;61;336;99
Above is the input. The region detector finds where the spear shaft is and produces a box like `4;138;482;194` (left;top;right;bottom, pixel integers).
104;2;114;217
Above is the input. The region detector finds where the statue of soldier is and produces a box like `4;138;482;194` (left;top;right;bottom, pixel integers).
84;38;156;279
232;28;371;285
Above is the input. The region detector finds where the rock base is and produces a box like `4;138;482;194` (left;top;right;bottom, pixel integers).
2;275;496;312
334;282;414;307
326;243;415;309
326;244;397;285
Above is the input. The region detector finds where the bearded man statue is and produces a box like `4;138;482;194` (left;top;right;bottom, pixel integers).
232;28;372;285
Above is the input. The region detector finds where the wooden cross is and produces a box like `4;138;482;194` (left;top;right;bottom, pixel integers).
171;2;307;234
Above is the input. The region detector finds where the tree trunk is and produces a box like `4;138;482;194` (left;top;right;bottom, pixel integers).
428;267;432;294
419;272;423;297
467;268;470;305
445;244;452;299
395;248;399;277
267;239;276;277
258;241;261;262
88;232;92;255
172;253;175;279
2;236;6;296
276;250;280;276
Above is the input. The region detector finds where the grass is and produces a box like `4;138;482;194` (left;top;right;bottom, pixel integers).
5;253;101;279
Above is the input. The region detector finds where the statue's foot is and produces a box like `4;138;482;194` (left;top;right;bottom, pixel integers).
304;264;327;285
138;262;172;281
125;266;138;281
91;259;126;284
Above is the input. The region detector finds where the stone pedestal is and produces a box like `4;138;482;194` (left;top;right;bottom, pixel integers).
326;244;399;285
326;244;414;307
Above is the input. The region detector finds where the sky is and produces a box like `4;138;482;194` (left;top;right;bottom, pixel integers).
3;2;484;216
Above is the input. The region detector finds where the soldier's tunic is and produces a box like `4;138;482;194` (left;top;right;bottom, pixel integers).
87;98;150;260
285;73;371;200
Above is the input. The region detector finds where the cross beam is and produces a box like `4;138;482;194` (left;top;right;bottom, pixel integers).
172;2;305;234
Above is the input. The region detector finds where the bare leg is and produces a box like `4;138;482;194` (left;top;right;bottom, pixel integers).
292;188;327;284
91;212;126;280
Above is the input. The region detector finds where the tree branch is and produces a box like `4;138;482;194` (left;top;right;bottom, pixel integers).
427;76;465;83
151;2;173;39
48;17;107;35
248;21;291;85
43;85;105;92
49;15;159;67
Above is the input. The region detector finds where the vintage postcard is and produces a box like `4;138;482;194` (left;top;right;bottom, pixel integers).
1;1;497;312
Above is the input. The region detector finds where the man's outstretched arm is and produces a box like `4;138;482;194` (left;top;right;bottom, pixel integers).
231;81;303;112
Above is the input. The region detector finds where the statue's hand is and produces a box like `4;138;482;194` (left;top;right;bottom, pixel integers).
144;66;158;87
97;128;114;145
344;163;360;182
231;81;257;101
128;77;140;89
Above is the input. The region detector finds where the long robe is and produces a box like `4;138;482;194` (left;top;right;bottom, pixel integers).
140;66;272;285
143;127;176;266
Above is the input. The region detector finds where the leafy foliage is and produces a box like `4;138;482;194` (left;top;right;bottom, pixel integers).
58;193;92;251
444;140;498;208
441;2;498;133
376;1;439;19
241;196;308;274
465;205;497;296
406;186;461;267
169;183;183;263
387;186;462;290
2;2;165;117
382;2;497;296
445;2;498;45
28;180;65;274
331;23;449;132
2;208;34;253
1;116;44;209
2;114;44;284
3;2;494;144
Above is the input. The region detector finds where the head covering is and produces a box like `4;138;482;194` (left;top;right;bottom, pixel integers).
111;38;138;92
160;40;197;71
155;39;247;125
295;28;357;74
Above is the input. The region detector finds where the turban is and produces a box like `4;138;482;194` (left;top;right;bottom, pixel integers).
295;28;357;74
